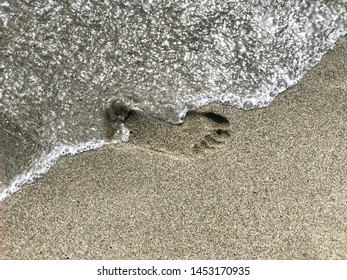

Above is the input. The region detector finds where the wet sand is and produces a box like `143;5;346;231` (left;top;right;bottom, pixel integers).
0;202;4;260
3;37;347;259
0;126;5;259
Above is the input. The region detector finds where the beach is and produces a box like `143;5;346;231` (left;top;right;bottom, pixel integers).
3;36;347;259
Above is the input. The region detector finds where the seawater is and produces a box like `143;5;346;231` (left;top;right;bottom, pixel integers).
1;0;346;200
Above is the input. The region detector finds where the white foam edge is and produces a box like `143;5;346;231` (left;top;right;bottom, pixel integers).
177;30;347;123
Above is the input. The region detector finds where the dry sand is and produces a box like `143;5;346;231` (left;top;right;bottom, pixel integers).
3;37;347;259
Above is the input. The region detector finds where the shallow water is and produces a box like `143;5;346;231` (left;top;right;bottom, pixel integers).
1;0;346;199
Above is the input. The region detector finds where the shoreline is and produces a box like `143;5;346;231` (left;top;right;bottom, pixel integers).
4;36;347;259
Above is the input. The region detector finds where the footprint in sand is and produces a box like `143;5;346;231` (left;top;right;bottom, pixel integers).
124;108;231;157
190;112;231;154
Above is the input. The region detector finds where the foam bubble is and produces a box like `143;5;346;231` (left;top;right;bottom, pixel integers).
243;101;254;110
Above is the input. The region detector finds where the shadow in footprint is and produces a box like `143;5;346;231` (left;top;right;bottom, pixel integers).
201;112;230;124
191;111;231;154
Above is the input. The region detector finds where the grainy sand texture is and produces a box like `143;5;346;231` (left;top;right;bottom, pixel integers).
0;201;4;260
0;124;5;259
3;37;347;259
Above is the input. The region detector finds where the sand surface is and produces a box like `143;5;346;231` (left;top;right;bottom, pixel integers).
3;37;347;259
1;121;5;259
